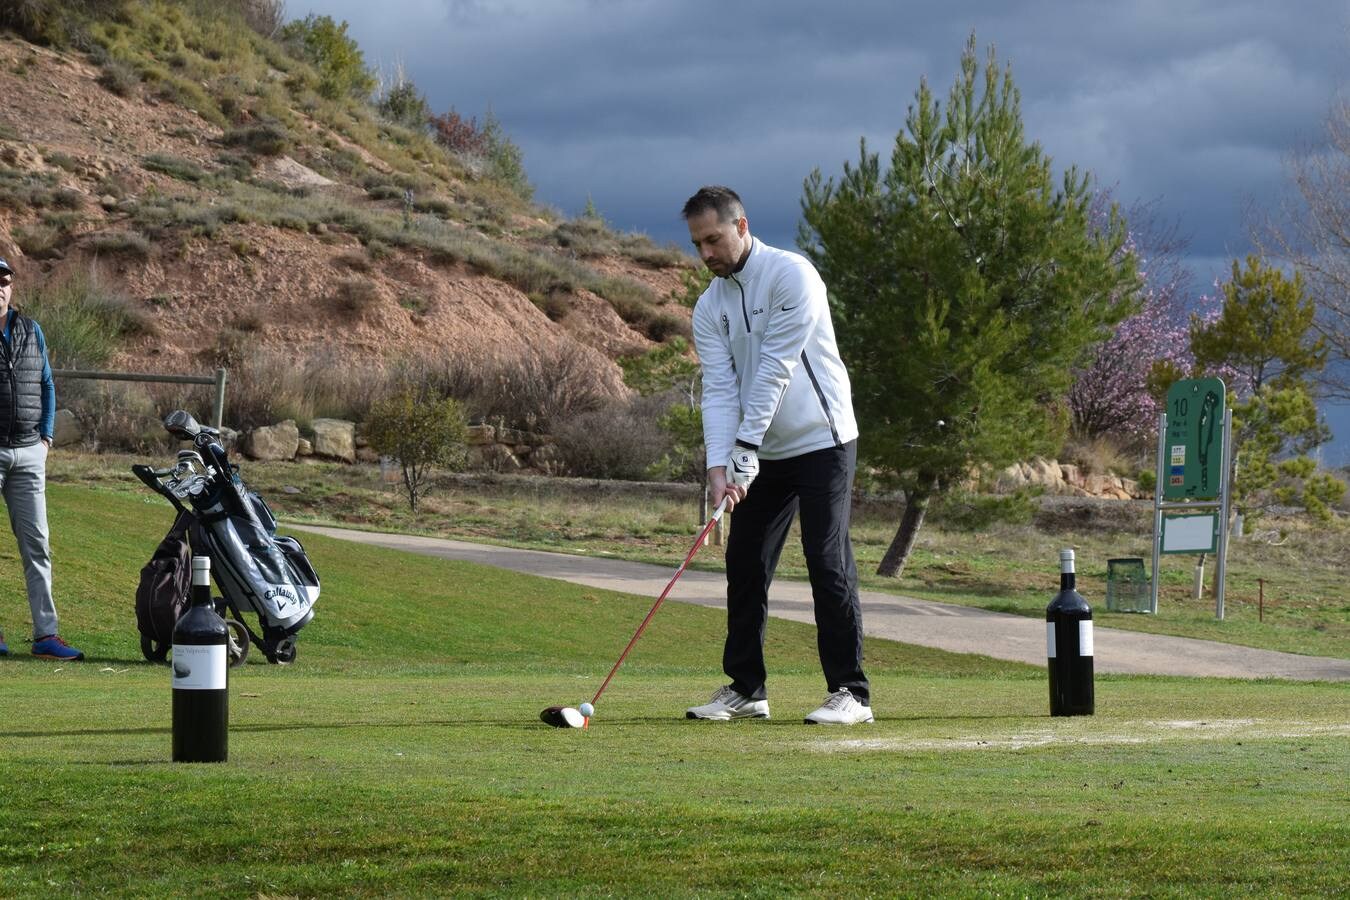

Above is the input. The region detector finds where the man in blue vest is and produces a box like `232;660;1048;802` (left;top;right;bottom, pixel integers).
0;258;83;660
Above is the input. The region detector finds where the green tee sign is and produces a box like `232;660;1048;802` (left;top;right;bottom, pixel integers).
1163;377;1227;501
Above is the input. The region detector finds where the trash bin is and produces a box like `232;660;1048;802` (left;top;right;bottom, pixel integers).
1106;557;1151;613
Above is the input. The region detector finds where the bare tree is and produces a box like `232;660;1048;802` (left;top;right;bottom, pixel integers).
239;0;287;38
1253;94;1350;400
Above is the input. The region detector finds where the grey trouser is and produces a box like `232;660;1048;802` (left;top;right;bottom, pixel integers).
0;443;57;638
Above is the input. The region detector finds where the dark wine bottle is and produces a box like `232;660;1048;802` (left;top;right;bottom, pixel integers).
1046;548;1094;716
172;555;229;762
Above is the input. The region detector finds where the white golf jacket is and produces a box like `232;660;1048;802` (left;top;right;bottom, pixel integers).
692;238;858;469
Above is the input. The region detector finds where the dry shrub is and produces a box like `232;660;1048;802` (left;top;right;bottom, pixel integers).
90;230;152;259
193;343;619;437
22;265;153;368
329;277;380;317
398;293;433;316
223;123;290;157
552;394;673;480
1062;434;1144;476
334;250;372;272
529;290;570;322
403;343;619;432
64;379;212;454
14;223;63;259
223;349;388;430
97;58;139;97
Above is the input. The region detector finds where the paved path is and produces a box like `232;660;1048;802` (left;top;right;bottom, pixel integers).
290;524;1350;682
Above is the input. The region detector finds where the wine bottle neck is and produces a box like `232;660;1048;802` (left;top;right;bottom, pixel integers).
192;556;210;588
1060;572;1075;591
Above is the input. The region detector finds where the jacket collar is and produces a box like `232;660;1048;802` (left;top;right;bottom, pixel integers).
728;237;765;284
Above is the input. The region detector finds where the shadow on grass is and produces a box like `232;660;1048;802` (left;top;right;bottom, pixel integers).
9;718;562;741
0;654;164;668
7;710;1050;742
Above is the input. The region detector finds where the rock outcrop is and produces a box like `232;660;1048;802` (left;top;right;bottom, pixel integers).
994;457;1141;500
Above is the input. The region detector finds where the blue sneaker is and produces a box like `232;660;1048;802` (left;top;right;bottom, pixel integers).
0;629;8;656
31;634;83;661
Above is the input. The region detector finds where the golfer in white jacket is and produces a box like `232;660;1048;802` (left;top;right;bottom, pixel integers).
682;186;872;725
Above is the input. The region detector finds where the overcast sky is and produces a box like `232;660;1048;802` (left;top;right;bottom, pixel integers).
301;0;1350;463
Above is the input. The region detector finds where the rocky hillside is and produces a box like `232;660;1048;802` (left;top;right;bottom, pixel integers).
0;6;694;403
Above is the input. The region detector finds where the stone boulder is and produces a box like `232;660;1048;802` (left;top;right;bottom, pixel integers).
246;420;299;461
465;424;495;445
530;444;564;475
1030;457;1061;485
311;418;356;463
467;443;521;472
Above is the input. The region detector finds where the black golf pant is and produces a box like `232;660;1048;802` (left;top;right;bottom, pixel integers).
723;440;869;704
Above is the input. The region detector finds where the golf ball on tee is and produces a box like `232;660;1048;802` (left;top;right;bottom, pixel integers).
579;702;594;717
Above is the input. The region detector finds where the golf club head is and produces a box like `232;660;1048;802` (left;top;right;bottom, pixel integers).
163;410;202;441
539;706;586;729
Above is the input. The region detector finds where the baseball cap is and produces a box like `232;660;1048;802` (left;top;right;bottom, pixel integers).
0;258;12;277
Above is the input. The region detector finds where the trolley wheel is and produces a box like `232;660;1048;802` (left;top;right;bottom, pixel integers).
141;634;169;663
225;619;250;668
268;636;297;665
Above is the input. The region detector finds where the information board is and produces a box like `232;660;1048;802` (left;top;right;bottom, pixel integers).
1161;512;1219;554
1163;378;1226;501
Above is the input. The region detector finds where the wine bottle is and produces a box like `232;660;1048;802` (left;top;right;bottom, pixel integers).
172;555;229;762
1046;549;1094;716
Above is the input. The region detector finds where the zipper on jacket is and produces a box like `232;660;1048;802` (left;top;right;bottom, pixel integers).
2;320;15;447
800;352;841;446
729;274;751;331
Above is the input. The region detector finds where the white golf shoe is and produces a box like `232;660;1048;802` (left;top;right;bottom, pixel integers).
803;688;874;725
685;685;770;720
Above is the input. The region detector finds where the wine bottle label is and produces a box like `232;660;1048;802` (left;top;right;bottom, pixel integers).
171;645;227;690
1048;621;1095;658
1079;620;1094;657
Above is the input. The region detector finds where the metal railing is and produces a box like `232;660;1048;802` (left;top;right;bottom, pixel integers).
52;367;228;428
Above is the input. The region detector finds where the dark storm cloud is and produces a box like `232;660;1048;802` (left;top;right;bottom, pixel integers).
304;0;1347;260
299;0;1349;461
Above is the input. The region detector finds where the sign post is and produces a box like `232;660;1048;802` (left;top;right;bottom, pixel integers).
1150;378;1232;618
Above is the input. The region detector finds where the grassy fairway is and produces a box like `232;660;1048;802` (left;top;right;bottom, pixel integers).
0;486;1346;896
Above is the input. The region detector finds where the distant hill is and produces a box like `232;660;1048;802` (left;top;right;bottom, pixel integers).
0;2;695;409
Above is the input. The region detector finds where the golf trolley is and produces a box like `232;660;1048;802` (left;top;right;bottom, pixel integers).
133;410;319;665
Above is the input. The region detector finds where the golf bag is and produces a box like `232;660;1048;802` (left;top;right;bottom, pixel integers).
134;510;193;662
133;410;319;664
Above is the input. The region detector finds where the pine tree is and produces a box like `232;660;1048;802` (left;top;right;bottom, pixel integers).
799;35;1140;576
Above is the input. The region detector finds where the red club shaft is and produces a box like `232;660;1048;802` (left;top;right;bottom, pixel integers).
590;499;728;706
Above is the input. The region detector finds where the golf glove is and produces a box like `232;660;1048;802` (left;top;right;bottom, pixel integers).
728;445;759;488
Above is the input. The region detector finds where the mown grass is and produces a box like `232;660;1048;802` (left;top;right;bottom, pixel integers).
0;484;1347;896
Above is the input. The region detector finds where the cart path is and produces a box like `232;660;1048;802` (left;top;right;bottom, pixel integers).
288;524;1350;682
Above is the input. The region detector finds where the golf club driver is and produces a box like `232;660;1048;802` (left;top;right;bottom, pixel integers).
540;497;729;729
